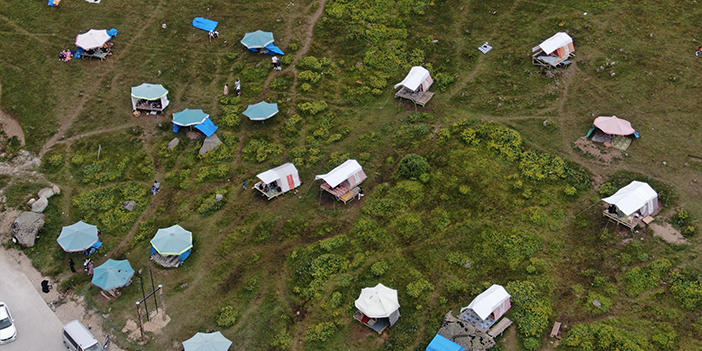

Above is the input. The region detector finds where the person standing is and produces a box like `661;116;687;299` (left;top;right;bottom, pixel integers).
697;47;701;56
69;258;76;273
235;79;241;96
87;261;94;276
243;180;247;190
223;83;229;95
152;180;161;195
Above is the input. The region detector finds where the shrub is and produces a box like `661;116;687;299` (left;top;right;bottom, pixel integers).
505;280;551;345
393;123;429;148
673;210;690;227
242;139;283;163
216;306;239;327
305;322;337;342
585;293;613;315
396;154;430;181
220;106;242;128
446;252;467;266
297;101;328;115
282;114;303;136
298;56;323;71
598;182;619;197
407;279;434;298
195;165;230;184
42;153;64;173
371;260;389;276
434;72;456;91
624;258;672;296
669;272;702;310
299;70;322;83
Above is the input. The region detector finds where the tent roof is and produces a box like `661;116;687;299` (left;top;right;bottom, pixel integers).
57;221;99;252
182;331;232;351
151;225;193;255
394;66;431;90
257;163;298;184
241;30;275;49
426;334;466;351
243;101;279;121
194;117;218;137
315;159;363;188
131;83;168;100
535;32;573;54
173;109;209;126
355;283;400;318
593;116;636;136
75;29;111;50
91;259;135;291
466;284;510;321
602;181;657;216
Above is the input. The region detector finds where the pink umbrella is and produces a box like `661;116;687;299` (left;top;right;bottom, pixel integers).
593;116;636;135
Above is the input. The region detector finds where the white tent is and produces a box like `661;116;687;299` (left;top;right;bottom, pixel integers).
394;66;433;92
315;159;366;188
533;32;573;56
355;283;401;326
256;163;301;193
131;83;170;112
602;181;658;217
461;285;511;322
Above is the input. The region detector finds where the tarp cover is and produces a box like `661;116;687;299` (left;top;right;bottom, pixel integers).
194;117;219;137
150;225;193;255
602;181;658;216
48;0;60;6
183;332;232;351
394;66;432;91
75;29;111;50
57;221;99;252
535;32;573;54
593;116;636;136
426;334;466;351
192;17;218;32
355;283;400;318
461;284;511;321
315;159;365;188
131;83;168;99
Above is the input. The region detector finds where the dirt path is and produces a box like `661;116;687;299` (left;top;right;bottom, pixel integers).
0;82;26;146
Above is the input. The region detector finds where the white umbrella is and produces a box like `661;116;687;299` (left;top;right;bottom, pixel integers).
76;29;111;50
354;283;400;318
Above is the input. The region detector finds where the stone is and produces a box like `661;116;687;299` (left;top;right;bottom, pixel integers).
122;201;138;212
38;187;55;199
52;185;61;195
31;197;49;213
592;299;602;308
215;194;224;202
10;212;45;248
27;198;36;205
168;137;180;150
463;260;471;268
199;133;223;155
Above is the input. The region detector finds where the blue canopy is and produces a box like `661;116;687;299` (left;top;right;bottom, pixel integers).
241;30;274;49
131;83;168;100
91;259;135;291
250;43;285;55
426;335;465;351
173;109;209;126
183;332;232;351
193;17;218;32
48;0;60;6
85;240;103;256
243;101;279;121
151;225;193;256
57;221;99;252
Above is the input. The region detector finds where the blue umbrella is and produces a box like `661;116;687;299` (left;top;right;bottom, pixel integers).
57;221;99;252
173;109;210;126
91;259;135;291
183;332;232;351
240;30;274;49
242;101;279;121
151;225;193;256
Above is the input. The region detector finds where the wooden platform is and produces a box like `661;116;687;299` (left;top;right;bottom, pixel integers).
151;252;180;268
321;182;360;204
254;181;283;200
550;321;562;338
395;88;434;107
603;210;641;231
487;317;512;338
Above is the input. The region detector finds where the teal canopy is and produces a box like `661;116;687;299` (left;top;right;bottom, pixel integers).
243;101;279;121
131;83;168;99
57;221;99;252
151;225;193;255
173;109;210;126
183;332;232;351
91;259;135;291
240;30;274;49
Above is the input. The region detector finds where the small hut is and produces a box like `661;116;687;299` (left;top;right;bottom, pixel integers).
131;83;170;113
354;283;400;334
458;285;511;332
532;32;574;67
254;163;301;200
315;159;367;203
394;66;435;106
602;181;659;230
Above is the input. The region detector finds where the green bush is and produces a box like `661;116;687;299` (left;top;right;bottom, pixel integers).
299;70;322;84
195;165;231;184
669;272;702;310
370;260;389;276
406;279;434;298
396;153;430;180
563;322;650;350
624;258;672;296
505;280;551;344
220;106;242;128
216;306;239;327
305;322;337;342
42;153;64;173
242;139;283;163
298;56;323;71
393;124;429;148
297;101;329;115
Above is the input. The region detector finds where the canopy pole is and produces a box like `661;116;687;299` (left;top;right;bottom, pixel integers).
136;302;146;341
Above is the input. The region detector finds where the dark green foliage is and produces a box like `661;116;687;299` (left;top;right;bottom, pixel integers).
669;271;702;311
396;153;430;180
505;280;552;349
563;322;652;351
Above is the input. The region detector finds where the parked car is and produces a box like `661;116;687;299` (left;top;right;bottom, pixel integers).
62;320;109;351
0;302;17;344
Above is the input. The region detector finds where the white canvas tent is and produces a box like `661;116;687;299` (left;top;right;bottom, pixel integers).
131;83;170;112
354;283;400;333
602;181;658;217
254;163;301;199
394;66;435;106
315;159;366;188
532;32;575;67
459;285;511;331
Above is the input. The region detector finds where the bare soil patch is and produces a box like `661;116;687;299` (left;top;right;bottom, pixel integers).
574;137;623;163
649;222;688;245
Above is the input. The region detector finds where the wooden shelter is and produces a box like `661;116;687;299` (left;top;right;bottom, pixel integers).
532;32;574;67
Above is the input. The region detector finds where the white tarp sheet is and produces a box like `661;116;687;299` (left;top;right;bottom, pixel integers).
534;32;573;54
461;284;511;321
355;283;400;318
394;66;433;91
315;159;364;188
603;181;658;217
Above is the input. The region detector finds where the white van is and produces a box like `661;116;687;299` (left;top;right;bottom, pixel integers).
62;320;110;351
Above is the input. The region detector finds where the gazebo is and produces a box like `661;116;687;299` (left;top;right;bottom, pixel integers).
91;259;135;291
172;109;219;137
150;225;193;268
57;221;102;255
243;101;279;121
131;83;169;112
353;283;400;334
183;332;232;351
240;30;284;55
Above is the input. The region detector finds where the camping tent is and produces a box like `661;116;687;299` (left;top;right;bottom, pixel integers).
183;332;232;351
459;284;511;331
91;259;135;291
426;334;466;351
75;29;112;50
57;221;100;253
243;101;279;121
192;17;218;32
354;283;400;333
150;225;193;267
394;66;433;93
602;181;658;217
172;109;218;137
532;32;574;67
131;83;169;112
241;30;274;49
593;116;636;136
255;163;301;199
315;159;366;188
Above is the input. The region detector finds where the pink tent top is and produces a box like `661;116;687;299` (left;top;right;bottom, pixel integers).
593;116;635;135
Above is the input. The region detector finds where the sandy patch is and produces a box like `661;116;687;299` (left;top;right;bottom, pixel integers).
649;222;688;245
122;310;171;341
574;137;622;163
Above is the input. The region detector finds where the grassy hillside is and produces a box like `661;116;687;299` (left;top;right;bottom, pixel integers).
1;0;702;350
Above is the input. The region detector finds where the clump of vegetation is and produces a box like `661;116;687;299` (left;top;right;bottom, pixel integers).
624;258;672;296
242;139;283;163
396;153;430;181
216;306;239;328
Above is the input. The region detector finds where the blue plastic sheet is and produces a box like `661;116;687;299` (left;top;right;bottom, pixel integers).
192;17;218;32
107;28;118;37
426;335;465;351
194;117;219;137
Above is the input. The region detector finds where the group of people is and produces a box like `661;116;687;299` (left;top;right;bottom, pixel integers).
208;30;220;40
223;79;242;97
58;50;74;62
152;180;161;195
272;56;282;71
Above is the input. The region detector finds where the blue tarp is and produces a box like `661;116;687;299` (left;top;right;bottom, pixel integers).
107;28;118;37
248;43;285;55
193;17;218;32
48;0;60;6
426;335;465;351
195;117;219;137
173;124;180;133
85;240;103;256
